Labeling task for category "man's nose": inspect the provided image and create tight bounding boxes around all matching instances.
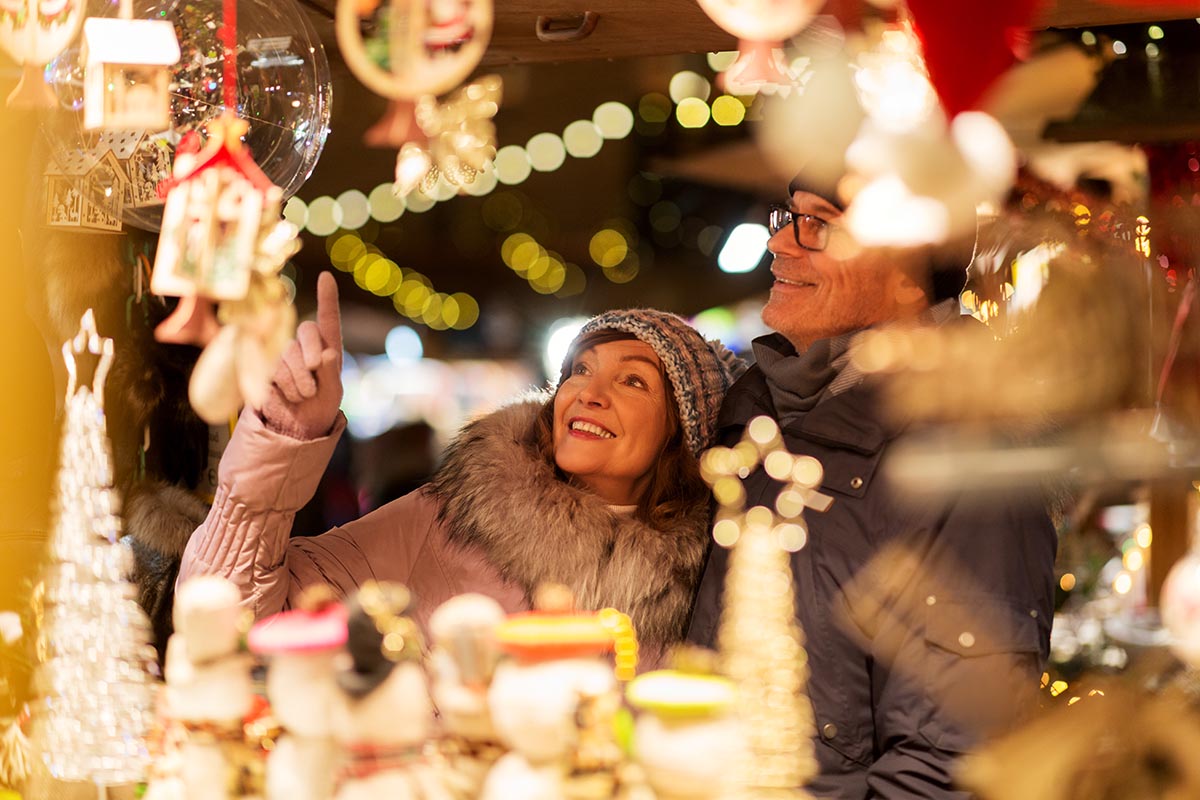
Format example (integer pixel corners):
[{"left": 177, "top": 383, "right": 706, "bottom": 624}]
[{"left": 766, "top": 227, "right": 800, "bottom": 256}]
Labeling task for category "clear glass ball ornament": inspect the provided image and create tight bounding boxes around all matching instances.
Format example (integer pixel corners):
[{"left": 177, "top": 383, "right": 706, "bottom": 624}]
[{"left": 41, "top": 0, "right": 332, "bottom": 231}]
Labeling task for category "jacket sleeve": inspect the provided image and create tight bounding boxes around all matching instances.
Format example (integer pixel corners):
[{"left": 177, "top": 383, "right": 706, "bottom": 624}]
[
  {"left": 177, "top": 407, "right": 366, "bottom": 618},
  {"left": 857, "top": 487, "right": 1057, "bottom": 799}
]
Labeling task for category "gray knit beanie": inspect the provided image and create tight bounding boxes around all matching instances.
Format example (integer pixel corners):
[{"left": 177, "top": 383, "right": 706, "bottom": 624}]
[{"left": 564, "top": 310, "right": 747, "bottom": 456}]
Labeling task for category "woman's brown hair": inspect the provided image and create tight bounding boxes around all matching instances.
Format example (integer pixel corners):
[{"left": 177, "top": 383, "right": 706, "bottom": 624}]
[{"left": 529, "top": 329, "right": 709, "bottom": 528}]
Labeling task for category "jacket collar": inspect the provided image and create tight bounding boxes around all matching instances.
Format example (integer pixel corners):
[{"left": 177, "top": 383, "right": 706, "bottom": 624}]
[{"left": 428, "top": 397, "right": 711, "bottom": 647}]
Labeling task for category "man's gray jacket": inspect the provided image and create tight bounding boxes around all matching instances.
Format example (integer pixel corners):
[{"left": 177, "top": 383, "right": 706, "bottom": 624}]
[{"left": 687, "top": 333, "right": 1058, "bottom": 799}]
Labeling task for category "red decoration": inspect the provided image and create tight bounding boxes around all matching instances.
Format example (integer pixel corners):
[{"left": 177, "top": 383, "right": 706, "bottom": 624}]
[{"left": 905, "top": 0, "right": 1044, "bottom": 118}]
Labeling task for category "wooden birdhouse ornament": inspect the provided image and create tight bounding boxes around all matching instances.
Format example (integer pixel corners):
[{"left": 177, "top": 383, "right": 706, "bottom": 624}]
[
  {"left": 82, "top": 16, "right": 180, "bottom": 131},
  {"left": 44, "top": 145, "right": 129, "bottom": 232},
  {"left": 152, "top": 114, "right": 284, "bottom": 345}
]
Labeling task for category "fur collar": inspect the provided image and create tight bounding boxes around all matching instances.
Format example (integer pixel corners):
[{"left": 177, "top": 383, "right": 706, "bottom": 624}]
[{"left": 429, "top": 398, "right": 711, "bottom": 647}]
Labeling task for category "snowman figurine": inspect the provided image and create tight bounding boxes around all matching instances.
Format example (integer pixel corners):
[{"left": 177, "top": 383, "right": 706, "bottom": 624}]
[
  {"left": 481, "top": 584, "right": 623, "bottom": 800},
  {"left": 331, "top": 581, "right": 449, "bottom": 800},
  {"left": 624, "top": 656, "right": 743, "bottom": 800},
  {"left": 428, "top": 593, "right": 508, "bottom": 799},
  {"left": 248, "top": 585, "right": 349, "bottom": 800},
  {"left": 163, "top": 576, "right": 255, "bottom": 800}
]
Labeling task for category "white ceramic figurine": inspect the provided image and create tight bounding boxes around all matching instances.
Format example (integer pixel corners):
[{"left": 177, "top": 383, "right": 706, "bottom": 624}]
[
  {"left": 163, "top": 575, "right": 255, "bottom": 800},
  {"left": 428, "top": 593, "right": 508, "bottom": 798},
  {"left": 481, "top": 584, "right": 622, "bottom": 800},
  {"left": 331, "top": 581, "right": 449, "bottom": 800},
  {"left": 248, "top": 585, "right": 349, "bottom": 800}
]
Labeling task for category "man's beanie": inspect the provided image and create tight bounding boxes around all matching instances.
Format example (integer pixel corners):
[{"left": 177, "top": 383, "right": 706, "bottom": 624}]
[
  {"left": 563, "top": 310, "right": 747, "bottom": 456},
  {"left": 782, "top": 38, "right": 974, "bottom": 303}
]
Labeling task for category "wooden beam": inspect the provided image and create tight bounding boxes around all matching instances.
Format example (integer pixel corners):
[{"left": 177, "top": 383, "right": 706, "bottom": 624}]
[{"left": 1037, "top": 0, "right": 1200, "bottom": 29}]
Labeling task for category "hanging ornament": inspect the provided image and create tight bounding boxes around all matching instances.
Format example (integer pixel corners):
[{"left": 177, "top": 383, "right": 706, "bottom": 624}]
[
  {"left": 695, "top": 0, "right": 824, "bottom": 93},
  {"left": 0, "top": 0, "right": 85, "bottom": 107},
  {"left": 41, "top": 0, "right": 331, "bottom": 232},
  {"left": 28, "top": 310, "right": 158, "bottom": 785},
  {"left": 337, "top": 0, "right": 500, "bottom": 195},
  {"left": 700, "top": 415, "right": 822, "bottom": 797},
  {"left": 905, "top": 0, "right": 1043, "bottom": 118},
  {"left": 80, "top": 0, "right": 180, "bottom": 132},
  {"left": 151, "top": 115, "right": 299, "bottom": 423}
]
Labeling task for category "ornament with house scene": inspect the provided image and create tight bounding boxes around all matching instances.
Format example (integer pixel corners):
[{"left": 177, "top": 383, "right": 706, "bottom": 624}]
[
  {"left": 0, "top": 0, "right": 85, "bottom": 107},
  {"left": 44, "top": 145, "right": 128, "bottom": 232},
  {"left": 82, "top": 10, "right": 180, "bottom": 131},
  {"left": 152, "top": 114, "right": 300, "bottom": 423}
]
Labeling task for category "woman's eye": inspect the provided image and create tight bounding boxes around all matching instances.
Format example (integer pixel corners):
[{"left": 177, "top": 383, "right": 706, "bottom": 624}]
[
  {"left": 571, "top": 363, "right": 589, "bottom": 375},
  {"left": 625, "top": 374, "right": 647, "bottom": 388}
]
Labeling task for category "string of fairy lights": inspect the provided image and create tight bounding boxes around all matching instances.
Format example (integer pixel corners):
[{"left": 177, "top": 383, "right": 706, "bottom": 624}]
[{"left": 287, "top": 53, "right": 754, "bottom": 330}]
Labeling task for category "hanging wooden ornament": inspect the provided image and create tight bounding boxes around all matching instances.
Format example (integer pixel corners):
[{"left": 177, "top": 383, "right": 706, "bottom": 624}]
[
  {"left": 81, "top": 8, "right": 180, "bottom": 131},
  {"left": 337, "top": 0, "right": 499, "bottom": 194},
  {"left": 695, "top": 0, "right": 825, "bottom": 93},
  {"left": 0, "top": 0, "right": 85, "bottom": 107},
  {"left": 44, "top": 143, "right": 127, "bottom": 231}
]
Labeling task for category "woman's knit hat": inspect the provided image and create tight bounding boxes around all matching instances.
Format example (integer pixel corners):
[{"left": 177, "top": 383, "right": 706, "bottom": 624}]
[{"left": 563, "top": 310, "right": 747, "bottom": 456}]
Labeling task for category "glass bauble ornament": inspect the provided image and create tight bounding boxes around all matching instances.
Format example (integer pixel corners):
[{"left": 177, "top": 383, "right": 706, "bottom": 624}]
[{"left": 41, "top": 0, "right": 331, "bottom": 231}]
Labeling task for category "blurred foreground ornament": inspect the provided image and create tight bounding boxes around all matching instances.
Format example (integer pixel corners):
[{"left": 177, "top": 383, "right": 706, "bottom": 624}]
[
  {"left": 1161, "top": 552, "right": 1200, "bottom": 669},
  {"left": 701, "top": 416, "right": 821, "bottom": 796},
  {"left": 338, "top": 0, "right": 499, "bottom": 195},
  {"left": 29, "top": 310, "right": 157, "bottom": 784},
  {"left": 695, "top": 0, "right": 823, "bottom": 93},
  {"left": 959, "top": 678, "right": 1200, "bottom": 800},
  {"left": 152, "top": 114, "right": 299, "bottom": 423},
  {"left": 905, "top": 0, "right": 1042, "bottom": 118},
  {"left": 0, "top": 0, "right": 84, "bottom": 107},
  {"left": 81, "top": 11, "right": 180, "bottom": 132},
  {"left": 0, "top": 717, "right": 32, "bottom": 791}
]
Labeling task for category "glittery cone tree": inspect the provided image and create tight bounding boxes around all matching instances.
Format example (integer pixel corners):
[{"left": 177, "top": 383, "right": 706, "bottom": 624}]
[
  {"left": 29, "top": 310, "right": 157, "bottom": 785},
  {"left": 701, "top": 416, "right": 820, "bottom": 799}
]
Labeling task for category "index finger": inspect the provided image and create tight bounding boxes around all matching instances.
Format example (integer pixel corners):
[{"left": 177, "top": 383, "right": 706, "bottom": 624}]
[{"left": 315, "top": 271, "right": 343, "bottom": 353}]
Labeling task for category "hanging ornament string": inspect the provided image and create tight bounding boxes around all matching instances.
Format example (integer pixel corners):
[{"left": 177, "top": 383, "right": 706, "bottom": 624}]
[{"left": 221, "top": 0, "right": 238, "bottom": 113}]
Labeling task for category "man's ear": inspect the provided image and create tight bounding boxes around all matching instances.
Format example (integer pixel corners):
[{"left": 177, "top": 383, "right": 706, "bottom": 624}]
[{"left": 892, "top": 271, "right": 927, "bottom": 308}]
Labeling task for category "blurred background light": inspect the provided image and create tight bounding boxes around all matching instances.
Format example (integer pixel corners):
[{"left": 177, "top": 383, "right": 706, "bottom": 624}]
[
  {"left": 717, "top": 223, "right": 769, "bottom": 273},
  {"left": 385, "top": 325, "right": 423, "bottom": 363},
  {"left": 544, "top": 316, "right": 589, "bottom": 380}
]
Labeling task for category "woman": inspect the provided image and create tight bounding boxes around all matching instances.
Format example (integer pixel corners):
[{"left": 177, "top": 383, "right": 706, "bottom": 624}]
[{"left": 177, "top": 273, "right": 743, "bottom": 657}]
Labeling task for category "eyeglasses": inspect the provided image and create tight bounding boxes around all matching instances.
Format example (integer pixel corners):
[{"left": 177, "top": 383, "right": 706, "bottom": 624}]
[{"left": 768, "top": 204, "right": 831, "bottom": 252}]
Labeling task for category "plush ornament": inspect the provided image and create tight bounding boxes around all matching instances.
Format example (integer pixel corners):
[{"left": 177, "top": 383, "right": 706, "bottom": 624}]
[
  {"left": 1161, "top": 552, "right": 1200, "bottom": 669},
  {"left": 695, "top": 0, "right": 824, "bottom": 92},
  {"left": 905, "top": 0, "right": 1043, "bottom": 118},
  {"left": 330, "top": 582, "right": 447, "bottom": 800},
  {"left": 249, "top": 585, "right": 349, "bottom": 800}
]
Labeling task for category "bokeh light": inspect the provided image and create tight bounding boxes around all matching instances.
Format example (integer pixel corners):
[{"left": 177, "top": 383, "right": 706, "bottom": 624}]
[
  {"left": 638, "top": 93, "right": 672, "bottom": 123},
  {"left": 669, "top": 70, "right": 712, "bottom": 104},
  {"left": 483, "top": 193, "right": 523, "bottom": 231},
  {"left": 283, "top": 196, "right": 308, "bottom": 228},
  {"left": 711, "top": 95, "right": 746, "bottom": 126},
  {"left": 495, "top": 145, "right": 533, "bottom": 185},
  {"left": 336, "top": 189, "right": 370, "bottom": 230},
  {"left": 589, "top": 229, "right": 629, "bottom": 268},
  {"left": 563, "top": 120, "right": 604, "bottom": 158},
  {"left": 706, "top": 50, "right": 739, "bottom": 72},
  {"left": 368, "top": 182, "right": 405, "bottom": 223},
  {"left": 306, "top": 196, "right": 343, "bottom": 236},
  {"left": 527, "top": 133, "right": 567, "bottom": 172},
  {"left": 676, "top": 97, "right": 711, "bottom": 128},
  {"left": 593, "top": 101, "right": 635, "bottom": 139}
]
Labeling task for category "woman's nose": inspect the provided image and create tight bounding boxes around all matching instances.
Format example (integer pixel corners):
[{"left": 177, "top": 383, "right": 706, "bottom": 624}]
[{"left": 577, "top": 377, "right": 611, "bottom": 407}]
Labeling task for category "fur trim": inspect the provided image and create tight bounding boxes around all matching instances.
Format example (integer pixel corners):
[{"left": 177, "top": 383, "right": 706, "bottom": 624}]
[
  {"left": 125, "top": 480, "right": 210, "bottom": 557},
  {"left": 428, "top": 398, "right": 711, "bottom": 648}
]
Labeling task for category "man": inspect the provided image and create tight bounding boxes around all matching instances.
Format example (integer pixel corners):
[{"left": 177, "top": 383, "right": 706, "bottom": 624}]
[{"left": 687, "top": 175, "right": 1057, "bottom": 798}]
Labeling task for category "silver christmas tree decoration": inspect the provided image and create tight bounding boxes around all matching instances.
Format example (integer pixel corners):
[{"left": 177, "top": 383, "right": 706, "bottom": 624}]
[{"left": 29, "top": 309, "right": 157, "bottom": 785}]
